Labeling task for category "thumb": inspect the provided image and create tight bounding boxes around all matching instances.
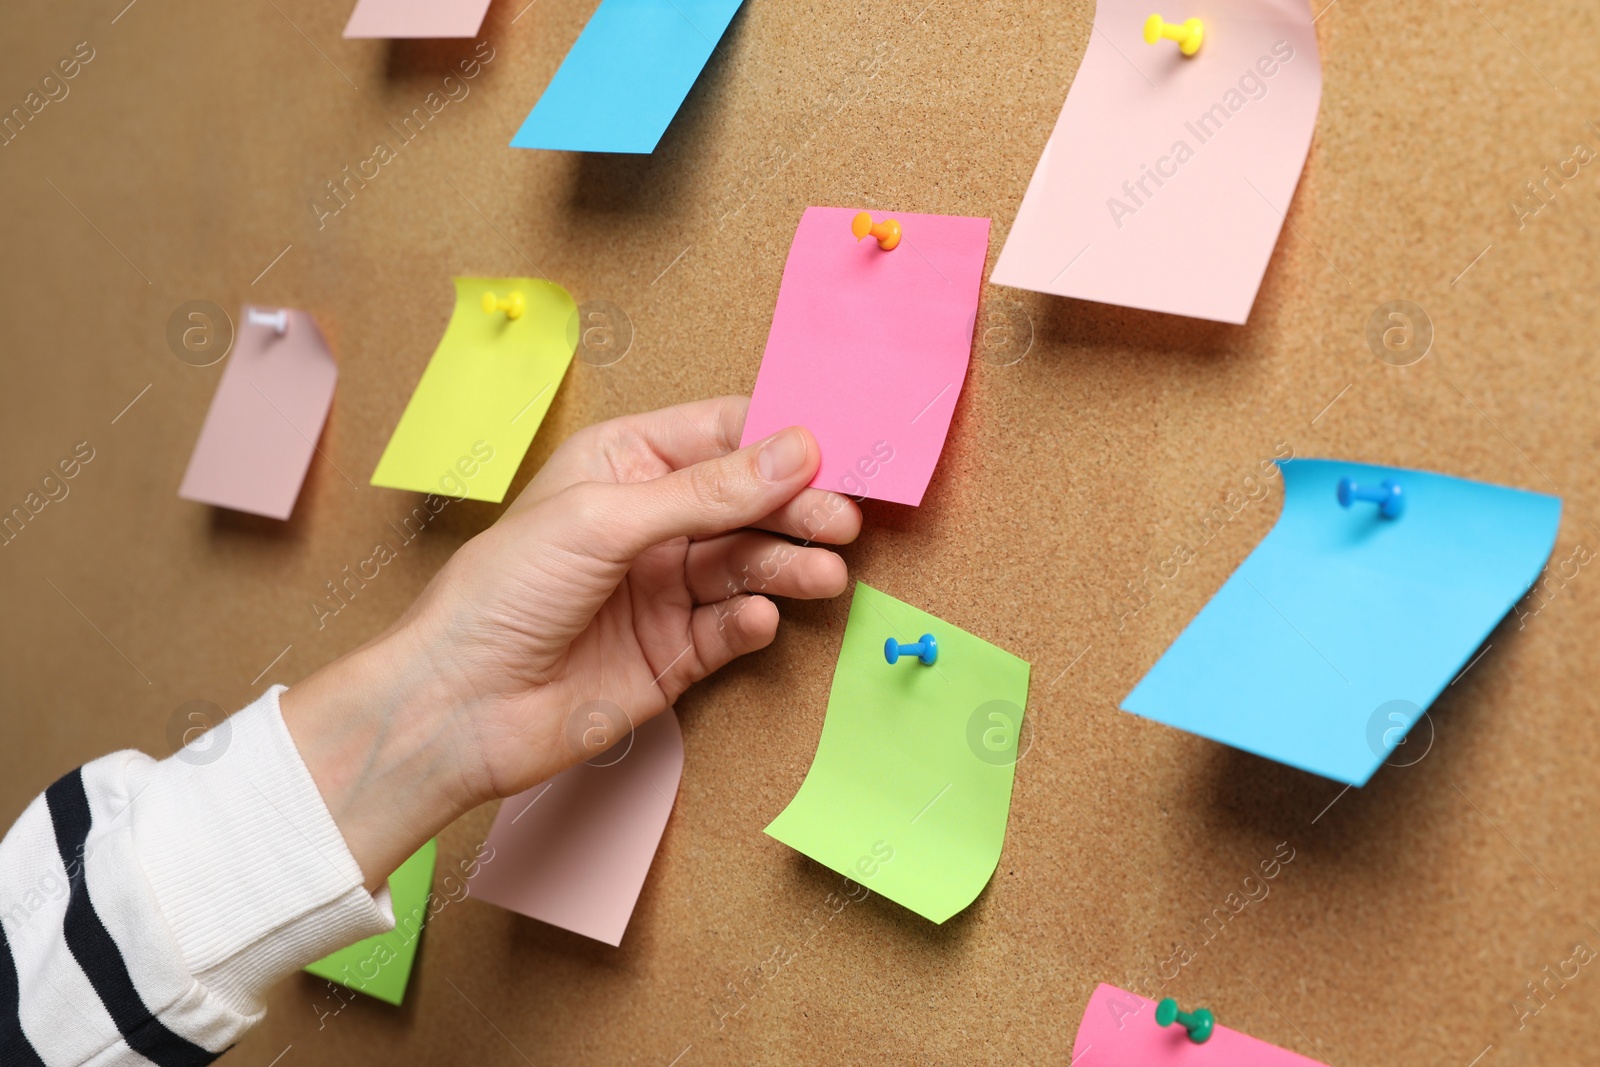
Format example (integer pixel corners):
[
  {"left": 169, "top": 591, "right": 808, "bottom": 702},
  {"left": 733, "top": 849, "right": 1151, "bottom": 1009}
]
[{"left": 585, "top": 426, "right": 820, "bottom": 558}]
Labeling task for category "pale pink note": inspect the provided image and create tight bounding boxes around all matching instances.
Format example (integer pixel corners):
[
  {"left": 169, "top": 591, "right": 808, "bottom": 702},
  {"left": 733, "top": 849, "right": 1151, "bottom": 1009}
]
[
  {"left": 468, "top": 710, "right": 684, "bottom": 946},
  {"left": 1073, "top": 984, "right": 1328, "bottom": 1066},
  {"left": 739, "top": 206, "right": 990, "bottom": 507},
  {"left": 343, "top": 0, "right": 494, "bottom": 38},
  {"left": 178, "top": 307, "right": 337, "bottom": 521},
  {"left": 990, "top": 0, "right": 1322, "bottom": 324}
]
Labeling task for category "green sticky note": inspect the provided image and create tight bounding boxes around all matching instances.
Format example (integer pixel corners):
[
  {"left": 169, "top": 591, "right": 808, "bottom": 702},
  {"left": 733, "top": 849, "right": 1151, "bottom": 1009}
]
[
  {"left": 765, "top": 583, "right": 1031, "bottom": 923},
  {"left": 304, "top": 839, "right": 436, "bottom": 1006},
  {"left": 370, "top": 278, "right": 577, "bottom": 503}
]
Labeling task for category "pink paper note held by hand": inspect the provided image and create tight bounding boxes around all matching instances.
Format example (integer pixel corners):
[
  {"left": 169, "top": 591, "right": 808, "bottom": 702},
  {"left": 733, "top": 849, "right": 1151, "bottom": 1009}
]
[
  {"left": 991, "top": 0, "right": 1322, "bottom": 324},
  {"left": 468, "top": 709, "right": 684, "bottom": 946},
  {"left": 178, "top": 306, "right": 337, "bottom": 521},
  {"left": 1072, "top": 983, "right": 1328, "bottom": 1067},
  {"left": 740, "top": 206, "right": 991, "bottom": 507}
]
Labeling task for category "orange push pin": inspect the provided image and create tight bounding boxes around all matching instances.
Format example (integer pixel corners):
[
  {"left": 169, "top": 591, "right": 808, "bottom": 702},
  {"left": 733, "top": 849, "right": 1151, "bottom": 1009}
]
[
  {"left": 481, "top": 290, "right": 526, "bottom": 321},
  {"left": 851, "top": 211, "right": 901, "bottom": 252},
  {"left": 1143, "top": 13, "right": 1204, "bottom": 56}
]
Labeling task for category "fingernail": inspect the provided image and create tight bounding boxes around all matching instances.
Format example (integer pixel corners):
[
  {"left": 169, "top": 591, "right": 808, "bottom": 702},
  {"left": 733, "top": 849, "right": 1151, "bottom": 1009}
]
[{"left": 757, "top": 428, "right": 809, "bottom": 482}]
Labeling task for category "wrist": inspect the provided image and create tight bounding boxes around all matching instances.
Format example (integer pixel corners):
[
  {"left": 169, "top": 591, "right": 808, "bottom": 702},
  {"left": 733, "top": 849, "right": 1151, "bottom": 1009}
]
[{"left": 279, "top": 625, "right": 487, "bottom": 889}]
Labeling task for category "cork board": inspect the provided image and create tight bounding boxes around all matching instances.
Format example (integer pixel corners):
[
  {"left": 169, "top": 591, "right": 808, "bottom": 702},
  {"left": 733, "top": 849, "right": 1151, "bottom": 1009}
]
[{"left": 2, "top": 1, "right": 1598, "bottom": 1064}]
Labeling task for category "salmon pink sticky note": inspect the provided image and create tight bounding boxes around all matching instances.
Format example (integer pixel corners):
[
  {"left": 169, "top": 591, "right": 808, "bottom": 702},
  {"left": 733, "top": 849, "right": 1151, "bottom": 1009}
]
[
  {"left": 468, "top": 710, "right": 684, "bottom": 946},
  {"left": 343, "top": 0, "right": 494, "bottom": 38},
  {"left": 991, "top": 0, "right": 1322, "bottom": 324},
  {"left": 1073, "top": 984, "right": 1328, "bottom": 1066},
  {"left": 740, "top": 206, "right": 990, "bottom": 507},
  {"left": 178, "top": 306, "right": 337, "bottom": 521}
]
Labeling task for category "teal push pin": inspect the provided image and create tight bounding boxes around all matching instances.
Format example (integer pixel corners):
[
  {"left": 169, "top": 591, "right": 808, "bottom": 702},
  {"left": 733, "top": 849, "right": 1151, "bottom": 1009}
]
[
  {"left": 884, "top": 634, "right": 938, "bottom": 666},
  {"left": 1337, "top": 476, "right": 1403, "bottom": 519},
  {"left": 1156, "top": 997, "right": 1215, "bottom": 1044}
]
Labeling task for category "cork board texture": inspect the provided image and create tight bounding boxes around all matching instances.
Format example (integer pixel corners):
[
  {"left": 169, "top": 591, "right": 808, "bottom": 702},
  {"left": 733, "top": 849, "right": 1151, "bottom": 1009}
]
[{"left": 2, "top": 0, "right": 1598, "bottom": 1064}]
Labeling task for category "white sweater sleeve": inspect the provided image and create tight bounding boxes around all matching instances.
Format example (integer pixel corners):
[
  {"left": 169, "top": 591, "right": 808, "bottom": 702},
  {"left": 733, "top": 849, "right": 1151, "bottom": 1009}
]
[{"left": 0, "top": 686, "right": 394, "bottom": 1065}]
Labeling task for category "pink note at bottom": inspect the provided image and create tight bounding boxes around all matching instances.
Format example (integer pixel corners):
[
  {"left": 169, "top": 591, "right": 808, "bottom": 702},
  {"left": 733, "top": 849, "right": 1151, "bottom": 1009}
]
[
  {"left": 1073, "top": 984, "right": 1327, "bottom": 1066},
  {"left": 468, "top": 710, "right": 684, "bottom": 946}
]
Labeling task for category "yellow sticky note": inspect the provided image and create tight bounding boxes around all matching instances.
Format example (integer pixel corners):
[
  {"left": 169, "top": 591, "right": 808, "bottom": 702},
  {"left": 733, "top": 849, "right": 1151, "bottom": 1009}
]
[{"left": 371, "top": 277, "right": 577, "bottom": 503}]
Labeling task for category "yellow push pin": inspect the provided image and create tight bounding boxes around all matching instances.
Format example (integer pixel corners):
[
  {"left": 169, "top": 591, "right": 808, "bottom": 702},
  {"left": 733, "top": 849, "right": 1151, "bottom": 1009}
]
[
  {"left": 851, "top": 211, "right": 901, "bottom": 252},
  {"left": 481, "top": 290, "right": 526, "bottom": 321},
  {"left": 1143, "top": 13, "right": 1204, "bottom": 56}
]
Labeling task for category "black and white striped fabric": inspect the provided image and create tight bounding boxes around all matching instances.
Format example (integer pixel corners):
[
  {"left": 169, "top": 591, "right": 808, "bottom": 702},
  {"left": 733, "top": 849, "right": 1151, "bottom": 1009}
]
[{"left": 0, "top": 687, "right": 393, "bottom": 1065}]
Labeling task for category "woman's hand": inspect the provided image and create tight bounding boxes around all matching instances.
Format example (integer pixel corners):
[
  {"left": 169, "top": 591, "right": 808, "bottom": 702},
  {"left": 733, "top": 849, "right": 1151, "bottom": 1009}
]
[{"left": 281, "top": 397, "right": 860, "bottom": 887}]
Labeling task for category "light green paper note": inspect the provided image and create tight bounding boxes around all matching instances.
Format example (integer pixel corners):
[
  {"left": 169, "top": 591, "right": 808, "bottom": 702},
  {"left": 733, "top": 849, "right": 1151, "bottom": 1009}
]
[
  {"left": 370, "top": 278, "right": 577, "bottom": 502},
  {"left": 304, "top": 839, "right": 436, "bottom": 1006},
  {"left": 765, "top": 583, "right": 1031, "bottom": 923}
]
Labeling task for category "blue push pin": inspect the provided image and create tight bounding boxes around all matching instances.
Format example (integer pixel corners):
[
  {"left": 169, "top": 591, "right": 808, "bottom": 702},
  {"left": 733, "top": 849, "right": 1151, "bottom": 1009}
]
[
  {"left": 1337, "top": 476, "right": 1403, "bottom": 519},
  {"left": 884, "top": 633, "right": 938, "bottom": 666}
]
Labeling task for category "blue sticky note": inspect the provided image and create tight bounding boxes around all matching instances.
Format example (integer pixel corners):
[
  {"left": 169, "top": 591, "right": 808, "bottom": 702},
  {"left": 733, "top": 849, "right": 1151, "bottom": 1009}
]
[
  {"left": 511, "top": 0, "right": 744, "bottom": 153},
  {"left": 1123, "top": 459, "right": 1560, "bottom": 786}
]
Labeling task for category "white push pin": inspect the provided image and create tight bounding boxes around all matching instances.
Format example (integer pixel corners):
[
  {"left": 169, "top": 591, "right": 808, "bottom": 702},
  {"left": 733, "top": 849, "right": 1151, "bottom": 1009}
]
[{"left": 247, "top": 308, "right": 289, "bottom": 336}]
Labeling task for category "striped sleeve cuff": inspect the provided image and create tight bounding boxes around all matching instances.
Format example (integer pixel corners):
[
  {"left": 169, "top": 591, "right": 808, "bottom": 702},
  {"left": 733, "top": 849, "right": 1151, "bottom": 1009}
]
[
  {"left": 125, "top": 685, "right": 395, "bottom": 1021},
  {"left": 0, "top": 687, "right": 395, "bottom": 1064}
]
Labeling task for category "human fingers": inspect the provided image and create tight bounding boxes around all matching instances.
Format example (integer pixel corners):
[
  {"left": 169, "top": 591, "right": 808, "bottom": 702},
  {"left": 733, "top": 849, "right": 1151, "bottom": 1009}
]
[
  {"left": 558, "top": 427, "right": 822, "bottom": 563},
  {"left": 684, "top": 532, "right": 848, "bottom": 605},
  {"left": 654, "top": 595, "right": 780, "bottom": 699},
  {"left": 748, "top": 488, "right": 862, "bottom": 545},
  {"left": 507, "top": 397, "right": 751, "bottom": 514}
]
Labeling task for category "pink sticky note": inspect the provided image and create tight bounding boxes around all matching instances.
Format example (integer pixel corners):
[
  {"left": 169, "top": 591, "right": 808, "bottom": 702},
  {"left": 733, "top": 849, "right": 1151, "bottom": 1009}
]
[
  {"left": 1073, "top": 984, "right": 1328, "bottom": 1066},
  {"left": 740, "top": 206, "right": 990, "bottom": 507},
  {"left": 343, "top": 0, "right": 494, "bottom": 38},
  {"left": 990, "top": 0, "right": 1322, "bottom": 324},
  {"left": 178, "top": 307, "right": 337, "bottom": 521},
  {"left": 468, "top": 710, "right": 684, "bottom": 946}
]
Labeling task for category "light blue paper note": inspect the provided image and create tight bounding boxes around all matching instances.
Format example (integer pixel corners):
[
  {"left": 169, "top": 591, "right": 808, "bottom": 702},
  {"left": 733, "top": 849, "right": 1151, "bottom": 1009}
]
[
  {"left": 1123, "top": 459, "right": 1561, "bottom": 786},
  {"left": 511, "top": 0, "right": 744, "bottom": 153}
]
